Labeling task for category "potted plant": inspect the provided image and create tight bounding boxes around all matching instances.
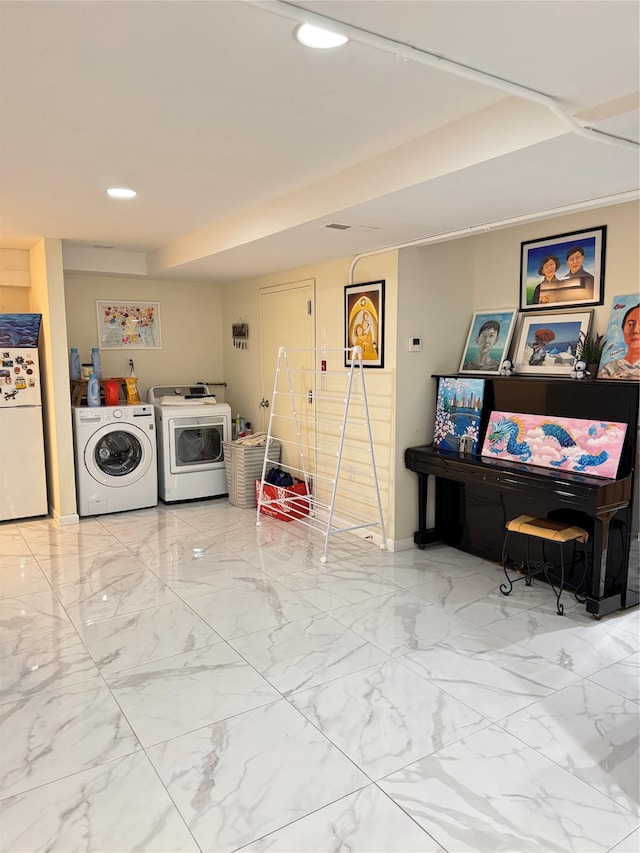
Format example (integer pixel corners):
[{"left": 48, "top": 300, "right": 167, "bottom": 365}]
[{"left": 576, "top": 331, "right": 606, "bottom": 377}]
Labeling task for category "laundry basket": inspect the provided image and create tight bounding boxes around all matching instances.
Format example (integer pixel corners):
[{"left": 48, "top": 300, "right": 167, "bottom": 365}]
[{"left": 223, "top": 438, "right": 281, "bottom": 508}]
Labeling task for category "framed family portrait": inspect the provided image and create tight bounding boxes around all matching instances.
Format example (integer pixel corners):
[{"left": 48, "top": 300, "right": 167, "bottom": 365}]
[
  {"left": 520, "top": 225, "right": 606, "bottom": 311},
  {"left": 513, "top": 310, "right": 593, "bottom": 375},
  {"left": 96, "top": 301, "right": 162, "bottom": 349},
  {"left": 344, "top": 280, "right": 385, "bottom": 367},
  {"left": 459, "top": 308, "right": 517, "bottom": 374}
]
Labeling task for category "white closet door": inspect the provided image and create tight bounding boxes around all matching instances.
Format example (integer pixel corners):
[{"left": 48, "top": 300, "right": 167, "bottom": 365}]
[{"left": 260, "top": 280, "right": 314, "bottom": 473}]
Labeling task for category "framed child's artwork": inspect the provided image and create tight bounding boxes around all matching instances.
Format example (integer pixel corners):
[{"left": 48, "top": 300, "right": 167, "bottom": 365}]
[
  {"left": 459, "top": 308, "right": 517, "bottom": 374},
  {"left": 520, "top": 225, "right": 606, "bottom": 311},
  {"left": 96, "top": 301, "right": 162, "bottom": 349},
  {"left": 433, "top": 377, "right": 485, "bottom": 453},
  {"left": 512, "top": 310, "right": 592, "bottom": 375},
  {"left": 344, "top": 280, "right": 384, "bottom": 368},
  {"left": 597, "top": 294, "right": 640, "bottom": 380}
]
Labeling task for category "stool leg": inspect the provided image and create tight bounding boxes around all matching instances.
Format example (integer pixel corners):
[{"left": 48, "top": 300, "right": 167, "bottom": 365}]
[
  {"left": 536, "top": 541, "right": 563, "bottom": 615},
  {"left": 556, "top": 544, "right": 565, "bottom": 615},
  {"left": 500, "top": 531, "right": 514, "bottom": 596},
  {"left": 540, "top": 542, "right": 564, "bottom": 616},
  {"left": 525, "top": 536, "right": 532, "bottom": 586}
]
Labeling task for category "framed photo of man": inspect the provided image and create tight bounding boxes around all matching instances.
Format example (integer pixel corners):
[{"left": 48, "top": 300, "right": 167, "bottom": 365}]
[{"left": 520, "top": 225, "right": 606, "bottom": 311}]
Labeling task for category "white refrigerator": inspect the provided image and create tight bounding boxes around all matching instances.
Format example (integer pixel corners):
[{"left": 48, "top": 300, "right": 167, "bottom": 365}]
[{"left": 0, "top": 314, "right": 48, "bottom": 520}]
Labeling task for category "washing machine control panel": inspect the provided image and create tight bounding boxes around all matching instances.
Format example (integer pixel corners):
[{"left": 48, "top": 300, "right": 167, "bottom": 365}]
[{"left": 101, "top": 404, "right": 154, "bottom": 423}]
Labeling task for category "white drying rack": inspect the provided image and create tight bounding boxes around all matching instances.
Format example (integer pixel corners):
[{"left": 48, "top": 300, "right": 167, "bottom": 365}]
[{"left": 256, "top": 346, "right": 386, "bottom": 563}]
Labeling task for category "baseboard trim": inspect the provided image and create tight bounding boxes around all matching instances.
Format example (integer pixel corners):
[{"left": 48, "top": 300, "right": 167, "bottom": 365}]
[
  {"left": 52, "top": 508, "right": 80, "bottom": 526},
  {"left": 388, "top": 537, "right": 415, "bottom": 552}
]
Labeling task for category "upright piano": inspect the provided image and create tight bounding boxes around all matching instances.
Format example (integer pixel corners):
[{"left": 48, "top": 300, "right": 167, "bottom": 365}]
[{"left": 405, "top": 375, "right": 639, "bottom": 618}]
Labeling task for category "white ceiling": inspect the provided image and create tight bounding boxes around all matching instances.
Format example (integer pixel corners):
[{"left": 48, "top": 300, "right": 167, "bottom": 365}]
[{"left": 1, "top": 0, "right": 638, "bottom": 282}]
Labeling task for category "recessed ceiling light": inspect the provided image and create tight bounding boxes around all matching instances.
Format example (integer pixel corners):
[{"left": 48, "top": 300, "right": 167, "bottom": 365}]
[
  {"left": 295, "top": 23, "right": 349, "bottom": 49},
  {"left": 106, "top": 187, "right": 137, "bottom": 199}
]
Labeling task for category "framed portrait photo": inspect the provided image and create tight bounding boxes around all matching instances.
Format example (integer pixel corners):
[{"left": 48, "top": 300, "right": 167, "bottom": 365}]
[
  {"left": 344, "top": 280, "right": 384, "bottom": 368},
  {"left": 96, "top": 301, "right": 162, "bottom": 349},
  {"left": 597, "top": 294, "right": 640, "bottom": 380},
  {"left": 459, "top": 308, "right": 517, "bottom": 374},
  {"left": 513, "top": 310, "right": 593, "bottom": 375},
  {"left": 520, "top": 225, "right": 606, "bottom": 311}
]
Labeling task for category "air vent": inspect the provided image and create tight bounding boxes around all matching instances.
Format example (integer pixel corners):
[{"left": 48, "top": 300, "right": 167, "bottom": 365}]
[{"left": 324, "top": 223, "right": 380, "bottom": 233}]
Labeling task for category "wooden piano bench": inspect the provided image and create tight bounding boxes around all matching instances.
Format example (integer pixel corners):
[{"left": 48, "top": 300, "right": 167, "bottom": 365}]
[{"left": 500, "top": 514, "right": 589, "bottom": 616}]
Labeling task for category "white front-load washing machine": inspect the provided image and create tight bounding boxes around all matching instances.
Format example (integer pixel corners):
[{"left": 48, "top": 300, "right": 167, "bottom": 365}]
[{"left": 72, "top": 404, "right": 158, "bottom": 516}]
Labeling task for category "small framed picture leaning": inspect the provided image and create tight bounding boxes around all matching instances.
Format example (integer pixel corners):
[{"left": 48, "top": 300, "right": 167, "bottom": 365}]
[
  {"left": 512, "top": 310, "right": 593, "bottom": 376},
  {"left": 459, "top": 309, "right": 517, "bottom": 374},
  {"left": 520, "top": 225, "right": 606, "bottom": 312}
]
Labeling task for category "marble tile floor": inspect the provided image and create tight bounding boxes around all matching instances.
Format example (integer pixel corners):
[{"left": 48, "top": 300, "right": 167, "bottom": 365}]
[{"left": 0, "top": 501, "right": 638, "bottom": 853}]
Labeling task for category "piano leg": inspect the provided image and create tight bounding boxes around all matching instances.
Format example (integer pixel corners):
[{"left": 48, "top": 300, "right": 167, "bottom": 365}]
[
  {"left": 413, "top": 473, "right": 441, "bottom": 548},
  {"left": 586, "top": 509, "right": 623, "bottom": 618}
]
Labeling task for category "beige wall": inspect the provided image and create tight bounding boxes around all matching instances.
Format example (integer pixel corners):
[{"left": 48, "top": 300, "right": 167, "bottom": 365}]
[
  {"left": 0, "top": 286, "right": 30, "bottom": 313},
  {"left": 28, "top": 239, "right": 77, "bottom": 522},
  {"left": 393, "top": 239, "right": 478, "bottom": 544},
  {"left": 221, "top": 251, "right": 399, "bottom": 545},
  {"left": 469, "top": 200, "right": 639, "bottom": 333},
  {"left": 0, "top": 248, "right": 30, "bottom": 290},
  {"left": 64, "top": 273, "right": 225, "bottom": 402}
]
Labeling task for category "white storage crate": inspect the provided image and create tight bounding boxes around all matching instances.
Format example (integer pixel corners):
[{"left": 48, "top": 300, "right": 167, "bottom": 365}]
[{"left": 223, "top": 439, "right": 281, "bottom": 508}]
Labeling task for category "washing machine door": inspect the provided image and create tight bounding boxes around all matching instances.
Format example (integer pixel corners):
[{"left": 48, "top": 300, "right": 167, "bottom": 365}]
[{"left": 84, "top": 423, "right": 154, "bottom": 487}]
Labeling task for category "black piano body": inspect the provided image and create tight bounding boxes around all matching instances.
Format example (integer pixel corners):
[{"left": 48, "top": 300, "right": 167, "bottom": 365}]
[{"left": 405, "top": 375, "right": 639, "bottom": 618}]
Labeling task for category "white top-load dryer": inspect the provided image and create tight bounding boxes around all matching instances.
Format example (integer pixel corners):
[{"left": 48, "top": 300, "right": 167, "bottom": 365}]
[{"left": 148, "top": 384, "right": 232, "bottom": 503}]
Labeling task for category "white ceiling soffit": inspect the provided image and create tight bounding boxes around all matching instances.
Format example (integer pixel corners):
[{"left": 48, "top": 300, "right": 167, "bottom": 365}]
[{"left": 0, "top": 0, "right": 638, "bottom": 283}]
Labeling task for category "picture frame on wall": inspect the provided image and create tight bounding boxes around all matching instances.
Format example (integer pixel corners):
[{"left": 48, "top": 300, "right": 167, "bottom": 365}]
[
  {"left": 96, "top": 301, "right": 162, "bottom": 349},
  {"left": 459, "top": 308, "right": 517, "bottom": 374},
  {"left": 512, "top": 310, "right": 593, "bottom": 375},
  {"left": 344, "top": 280, "right": 385, "bottom": 368},
  {"left": 520, "top": 225, "right": 606, "bottom": 311}
]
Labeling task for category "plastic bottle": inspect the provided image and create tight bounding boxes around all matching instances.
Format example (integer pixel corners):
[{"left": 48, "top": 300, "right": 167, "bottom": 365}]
[
  {"left": 91, "top": 347, "right": 102, "bottom": 379},
  {"left": 87, "top": 373, "right": 101, "bottom": 407},
  {"left": 69, "top": 347, "right": 81, "bottom": 380}
]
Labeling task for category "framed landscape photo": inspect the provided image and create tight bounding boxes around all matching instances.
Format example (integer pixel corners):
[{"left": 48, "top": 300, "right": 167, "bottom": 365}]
[
  {"left": 459, "top": 308, "right": 517, "bottom": 374},
  {"left": 344, "top": 280, "right": 384, "bottom": 368},
  {"left": 96, "top": 301, "right": 162, "bottom": 349},
  {"left": 513, "top": 310, "right": 592, "bottom": 375},
  {"left": 520, "top": 225, "right": 606, "bottom": 311}
]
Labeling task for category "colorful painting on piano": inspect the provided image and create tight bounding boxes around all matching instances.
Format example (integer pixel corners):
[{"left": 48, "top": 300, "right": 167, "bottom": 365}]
[
  {"left": 433, "top": 377, "right": 485, "bottom": 453},
  {"left": 481, "top": 411, "right": 627, "bottom": 479}
]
